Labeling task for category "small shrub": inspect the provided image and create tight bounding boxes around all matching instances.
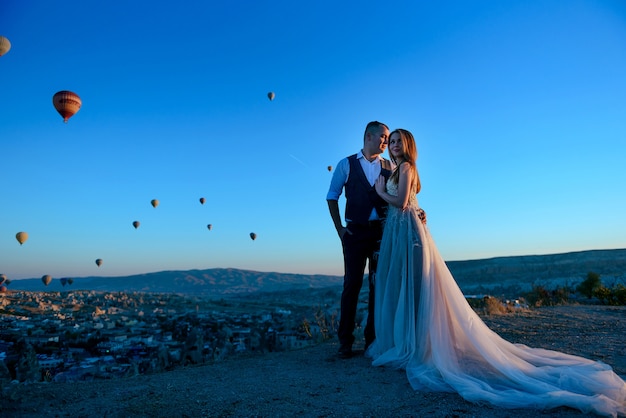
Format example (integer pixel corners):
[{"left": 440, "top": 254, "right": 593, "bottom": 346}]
[
  {"left": 525, "top": 285, "right": 552, "bottom": 307},
  {"left": 614, "top": 284, "right": 626, "bottom": 305},
  {"left": 299, "top": 318, "right": 312, "bottom": 337},
  {"left": 577, "top": 272, "right": 601, "bottom": 298},
  {"left": 593, "top": 283, "right": 626, "bottom": 306},
  {"left": 313, "top": 306, "right": 337, "bottom": 340},
  {"left": 466, "top": 297, "right": 485, "bottom": 310},
  {"left": 525, "top": 285, "right": 570, "bottom": 307},
  {"left": 483, "top": 296, "right": 507, "bottom": 315},
  {"left": 550, "top": 286, "right": 570, "bottom": 305},
  {"left": 593, "top": 285, "right": 612, "bottom": 305}
]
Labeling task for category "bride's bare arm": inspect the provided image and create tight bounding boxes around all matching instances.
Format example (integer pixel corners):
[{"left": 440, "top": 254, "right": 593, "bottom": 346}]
[{"left": 374, "top": 162, "right": 413, "bottom": 209}]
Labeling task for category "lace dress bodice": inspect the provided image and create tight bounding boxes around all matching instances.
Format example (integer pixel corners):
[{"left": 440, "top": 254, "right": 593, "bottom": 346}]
[{"left": 385, "top": 179, "right": 419, "bottom": 221}]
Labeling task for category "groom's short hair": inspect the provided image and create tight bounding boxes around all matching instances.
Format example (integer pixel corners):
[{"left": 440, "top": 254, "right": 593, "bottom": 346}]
[{"left": 364, "top": 121, "right": 388, "bottom": 140}]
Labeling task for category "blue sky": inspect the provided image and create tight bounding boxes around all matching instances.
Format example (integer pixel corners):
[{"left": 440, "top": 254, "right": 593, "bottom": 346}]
[{"left": 1, "top": 0, "right": 625, "bottom": 281}]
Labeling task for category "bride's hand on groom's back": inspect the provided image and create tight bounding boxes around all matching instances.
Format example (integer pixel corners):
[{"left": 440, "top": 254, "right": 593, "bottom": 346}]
[{"left": 417, "top": 208, "right": 427, "bottom": 224}]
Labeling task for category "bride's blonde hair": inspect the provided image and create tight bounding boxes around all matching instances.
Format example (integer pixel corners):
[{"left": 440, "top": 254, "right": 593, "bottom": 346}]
[{"left": 389, "top": 129, "right": 421, "bottom": 194}]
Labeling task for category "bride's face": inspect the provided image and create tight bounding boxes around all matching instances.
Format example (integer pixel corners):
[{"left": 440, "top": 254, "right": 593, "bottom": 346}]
[{"left": 389, "top": 132, "right": 405, "bottom": 160}]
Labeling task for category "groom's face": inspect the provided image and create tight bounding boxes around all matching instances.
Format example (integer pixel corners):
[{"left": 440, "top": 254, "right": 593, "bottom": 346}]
[{"left": 366, "top": 126, "right": 389, "bottom": 155}]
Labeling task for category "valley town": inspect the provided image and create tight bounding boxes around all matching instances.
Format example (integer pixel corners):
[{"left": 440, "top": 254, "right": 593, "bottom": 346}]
[{"left": 0, "top": 289, "right": 334, "bottom": 384}]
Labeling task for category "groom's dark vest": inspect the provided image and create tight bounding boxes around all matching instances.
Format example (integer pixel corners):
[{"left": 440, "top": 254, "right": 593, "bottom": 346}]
[{"left": 345, "top": 154, "right": 392, "bottom": 225}]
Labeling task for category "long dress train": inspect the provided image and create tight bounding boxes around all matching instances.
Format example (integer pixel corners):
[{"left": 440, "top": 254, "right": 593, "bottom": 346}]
[{"left": 366, "top": 180, "right": 626, "bottom": 417}]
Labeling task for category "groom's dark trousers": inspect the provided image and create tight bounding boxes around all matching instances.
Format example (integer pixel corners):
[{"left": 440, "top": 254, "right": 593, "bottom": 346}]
[{"left": 338, "top": 219, "right": 383, "bottom": 349}]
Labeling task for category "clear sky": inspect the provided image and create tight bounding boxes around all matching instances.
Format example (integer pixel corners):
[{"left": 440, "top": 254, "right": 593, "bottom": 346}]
[{"left": 1, "top": 0, "right": 625, "bottom": 281}]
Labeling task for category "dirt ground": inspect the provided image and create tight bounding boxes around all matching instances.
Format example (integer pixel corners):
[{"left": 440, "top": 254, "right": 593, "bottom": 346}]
[{"left": 1, "top": 304, "right": 625, "bottom": 418}]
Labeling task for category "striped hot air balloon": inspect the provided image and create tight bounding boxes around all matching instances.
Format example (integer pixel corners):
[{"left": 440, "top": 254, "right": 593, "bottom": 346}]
[{"left": 53, "top": 90, "right": 82, "bottom": 123}]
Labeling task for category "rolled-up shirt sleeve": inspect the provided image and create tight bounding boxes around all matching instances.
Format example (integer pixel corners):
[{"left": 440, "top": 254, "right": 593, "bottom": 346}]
[{"left": 326, "top": 158, "right": 349, "bottom": 200}]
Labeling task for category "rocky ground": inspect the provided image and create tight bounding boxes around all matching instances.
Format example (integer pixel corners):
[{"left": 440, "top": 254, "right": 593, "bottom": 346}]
[{"left": 1, "top": 304, "right": 625, "bottom": 418}]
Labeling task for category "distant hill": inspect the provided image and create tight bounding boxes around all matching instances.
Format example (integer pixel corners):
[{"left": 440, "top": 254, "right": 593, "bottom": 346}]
[
  {"left": 447, "top": 248, "right": 626, "bottom": 293},
  {"left": 7, "top": 249, "right": 626, "bottom": 296},
  {"left": 8, "top": 268, "right": 344, "bottom": 296}
]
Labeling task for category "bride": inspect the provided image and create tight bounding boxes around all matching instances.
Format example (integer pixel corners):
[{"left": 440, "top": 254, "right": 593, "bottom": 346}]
[{"left": 367, "top": 128, "right": 626, "bottom": 417}]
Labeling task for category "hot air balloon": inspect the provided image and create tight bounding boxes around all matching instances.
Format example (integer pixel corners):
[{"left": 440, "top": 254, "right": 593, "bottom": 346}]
[
  {"left": 133, "top": 221, "right": 140, "bottom": 229},
  {"left": 42, "top": 275, "right": 52, "bottom": 286},
  {"left": 0, "top": 274, "right": 6, "bottom": 285},
  {"left": 0, "top": 285, "right": 7, "bottom": 293},
  {"left": 67, "top": 278, "right": 74, "bottom": 285},
  {"left": 250, "top": 232, "right": 257, "bottom": 241},
  {"left": 95, "top": 258, "right": 103, "bottom": 267},
  {"left": 52, "top": 90, "right": 81, "bottom": 123},
  {"left": 15, "top": 231, "right": 28, "bottom": 245},
  {"left": 151, "top": 199, "right": 159, "bottom": 208},
  {"left": 60, "top": 277, "right": 68, "bottom": 287},
  {"left": 207, "top": 224, "right": 212, "bottom": 231},
  {"left": 327, "top": 165, "right": 332, "bottom": 172},
  {"left": 267, "top": 92, "right": 275, "bottom": 101},
  {"left": 0, "top": 36, "right": 11, "bottom": 57},
  {"left": 199, "top": 197, "right": 205, "bottom": 205}
]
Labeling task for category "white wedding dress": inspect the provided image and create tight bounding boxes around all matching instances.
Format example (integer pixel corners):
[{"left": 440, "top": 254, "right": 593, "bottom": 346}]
[{"left": 366, "top": 180, "right": 626, "bottom": 417}]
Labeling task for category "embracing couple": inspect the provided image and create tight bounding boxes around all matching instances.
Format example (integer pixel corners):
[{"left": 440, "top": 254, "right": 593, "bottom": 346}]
[{"left": 326, "top": 121, "right": 626, "bottom": 416}]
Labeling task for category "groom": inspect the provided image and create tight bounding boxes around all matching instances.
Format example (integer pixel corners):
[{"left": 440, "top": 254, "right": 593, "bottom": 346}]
[{"left": 326, "top": 121, "right": 392, "bottom": 359}]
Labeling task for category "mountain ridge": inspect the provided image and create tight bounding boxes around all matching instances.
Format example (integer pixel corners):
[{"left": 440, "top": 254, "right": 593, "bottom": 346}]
[
  {"left": 447, "top": 248, "right": 626, "bottom": 291},
  {"left": 6, "top": 248, "right": 626, "bottom": 295}
]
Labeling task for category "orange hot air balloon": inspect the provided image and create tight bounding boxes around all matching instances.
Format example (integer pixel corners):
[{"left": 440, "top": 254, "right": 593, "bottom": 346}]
[
  {"left": 0, "top": 285, "right": 7, "bottom": 293},
  {"left": 95, "top": 258, "right": 103, "bottom": 267},
  {"left": 53, "top": 91, "right": 82, "bottom": 123},
  {"left": 267, "top": 92, "right": 275, "bottom": 101},
  {"left": 207, "top": 224, "right": 212, "bottom": 230},
  {"left": 249, "top": 232, "right": 257, "bottom": 241},
  {"left": 0, "top": 36, "right": 11, "bottom": 57},
  {"left": 199, "top": 197, "right": 205, "bottom": 205},
  {"left": 151, "top": 199, "right": 159, "bottom": 208},
  {"left": 133, "top": 221, "right": 140, "bottom": 229},
  {"left": 42, "top": 275, "right": 52, "bottom": 286},
  {"left": 15, "top": 231, "right": 28, "bottom": 245}
]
